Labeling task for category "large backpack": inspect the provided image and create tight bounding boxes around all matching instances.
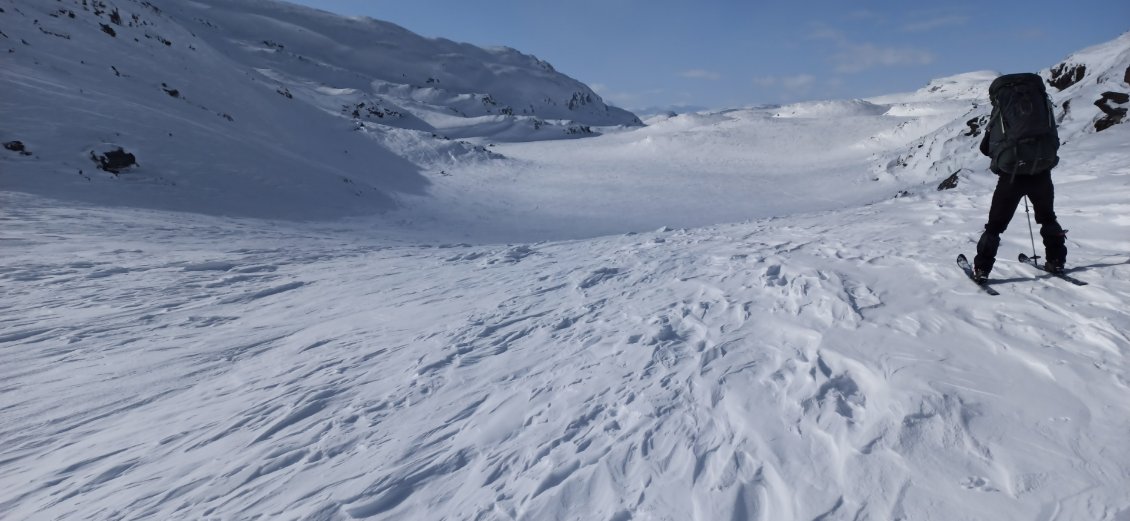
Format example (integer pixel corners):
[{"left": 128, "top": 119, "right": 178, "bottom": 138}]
[{"left": 986, "top": 73, "right": 1060, "bottom": 176}]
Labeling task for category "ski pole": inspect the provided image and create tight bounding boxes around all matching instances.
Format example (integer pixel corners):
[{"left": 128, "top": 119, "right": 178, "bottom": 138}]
[{"left": 1024, "top": 196, "right": 1039, "bottom": 262}]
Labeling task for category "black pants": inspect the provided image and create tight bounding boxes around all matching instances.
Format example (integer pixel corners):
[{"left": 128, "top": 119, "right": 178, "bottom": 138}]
[{"left": 974, "top": 172, "right": 1066, "bottom": 272}]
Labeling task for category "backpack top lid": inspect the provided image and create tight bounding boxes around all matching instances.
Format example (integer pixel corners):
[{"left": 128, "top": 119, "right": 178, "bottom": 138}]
[{"left": 989, "top": 72, "right": 1047, "bottom": 102}]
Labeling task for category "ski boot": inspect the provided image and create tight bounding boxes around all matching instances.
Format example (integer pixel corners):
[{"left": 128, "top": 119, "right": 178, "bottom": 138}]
[
  {"left": 972, "top": 266, "right": 990, "bottom": 284},
  {"left": 1044, "top": 259, "right": 1065, "bottom": 275}
]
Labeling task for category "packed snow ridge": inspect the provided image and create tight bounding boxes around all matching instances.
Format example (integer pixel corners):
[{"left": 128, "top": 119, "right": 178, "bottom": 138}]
[{"left": 3, "top": 1, "right": 1130, "bottom": 520}]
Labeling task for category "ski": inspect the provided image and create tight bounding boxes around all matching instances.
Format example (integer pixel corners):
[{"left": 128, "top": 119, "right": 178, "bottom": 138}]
[
  {"left": 1018, "top": 253, "right": 1088, "bottom": 286},
  {"left": 957, "top": 254, "right": 1000, "bottom": 295}
]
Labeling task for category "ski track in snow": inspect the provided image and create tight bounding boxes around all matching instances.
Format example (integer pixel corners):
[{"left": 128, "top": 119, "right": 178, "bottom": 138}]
[{"left": 3, "top": 171, "right": 1130, "bottom": 520}]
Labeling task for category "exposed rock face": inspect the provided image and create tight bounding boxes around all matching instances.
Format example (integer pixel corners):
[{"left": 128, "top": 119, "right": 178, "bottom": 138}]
[
  {"left": 964, "top": 115, "right": 989, "bottom": 137},
  {"left": 1093, "top": 91, "right": 1129, "bottom": 132},
  {"left": 567, "top": 92, "right": 594, "bottom": 110},
  {"left": 3, "top": 140, "right": 31, "bottom": 155},
  {"left": 1059, "top": 99, "right": 1071, "bottom": 124},
  {"left": 1049, "top": 63, "right": 1086, "bottom": 91},
  {"left": 1124, "top": 65, "right": 1130, "bottom": 85},
  {"left": 91, "top": 147, "right": 137, "bottom": 173},
  {"left": 1102, "top": 91, "right": 1130, "bottom": 104},
  {"left": 1094, "top": 91, "right": 1129, "bottom": 132},
  {"left": 937, "top": 171, "right": 960, "bottom": 191}
]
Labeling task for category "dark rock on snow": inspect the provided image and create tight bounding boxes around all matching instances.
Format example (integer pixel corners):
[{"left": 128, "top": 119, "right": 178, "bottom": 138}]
[
  {"left": 91, "top": 147, "right": 137, "bottom": 173},
  {"left": 937, "top": 171, "right": 960, "bottom": 191},
  {"left": 964, "top": 116, "right": 988, "bottom": 137},
  {"left": 3, "top": 140, "right": 31, "bottom": 155},
  {"left": 1048, "top": 63, "right": 1086, "bottom": 91},
  {"left": 1094, "top": 91, "right": 1129, "bottom": 132}
]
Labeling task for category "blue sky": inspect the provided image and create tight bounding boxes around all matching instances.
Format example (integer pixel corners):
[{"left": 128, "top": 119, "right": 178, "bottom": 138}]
[{"left": 288, "top": 0, "right": 1128, "bottom": 111}]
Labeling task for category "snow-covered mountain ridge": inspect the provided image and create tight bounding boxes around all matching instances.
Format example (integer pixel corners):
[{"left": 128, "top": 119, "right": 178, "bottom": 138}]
[
  {"left": 159, "top": 0, "right": 641, "bottom": 133},
  {"left": 0, "top": 0, "right": 637, "bottom": 219}
]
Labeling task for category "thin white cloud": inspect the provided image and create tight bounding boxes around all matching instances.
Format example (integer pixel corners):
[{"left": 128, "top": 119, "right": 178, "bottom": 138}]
[
  {"left": 593, "top": 86, "right": 668, "bottom": 108},
  {"left": 680, "top": 69, "right": 722, "bottom": 81},
  {"left": 807, "top": 23, "right": 845, "bottom": 41},
  {"left": 754, "top": 74, "right": 816, "bottom": 89},
  {"left": 782, "top": 74, "right": 816, "bottom": 89},
  {"left": 902, "top": 14, "right": 968, "bottom": 33},
  {"left": 601, "top": 91, "right": 640, "bottom": 106},
  {"left": 806, "top": 20, "right": 935, "bottom": 73},
  {"left": 833, "top": 42, "right": 935, "bottom": 73},
  {"left": 753, "top": 74, "right": 819, "bottom": 102}
]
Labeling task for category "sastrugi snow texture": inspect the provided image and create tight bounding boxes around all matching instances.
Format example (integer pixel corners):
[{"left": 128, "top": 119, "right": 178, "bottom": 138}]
[{"left": 3, "top": 1, "right": 1130, "bottom": 520}]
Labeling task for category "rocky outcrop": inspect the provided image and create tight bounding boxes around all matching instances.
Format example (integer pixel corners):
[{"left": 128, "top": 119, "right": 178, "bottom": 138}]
[
  {"left": 1094, "top": 91, "right": 1129, "bottom": 132},
  {"left": 964, "top": 115, "right": 988, "bottom": 137},
  {"left": 4, "top": 140, "right": 31, "bottom": 156},
  {"left": 343, "top": 101, "right": 402, "bottom": 121},
  {"left": 90, "top": 147, "right": 137, "bottom": 174},
  {"left": 937, "top": 171, "right": 960, "bottom": 191},
  {"left": 1058, "top": 99, "right": 1071, "bottom": 123},
  {"left": 1048, "top": 63, "right": 1086, "bottom": 91},
  {"left": 567, "top": 92, "right": 594, "bottom": 111},
  {"left": 1101, "top": 91, "right": 1130, "bottom": 104}
]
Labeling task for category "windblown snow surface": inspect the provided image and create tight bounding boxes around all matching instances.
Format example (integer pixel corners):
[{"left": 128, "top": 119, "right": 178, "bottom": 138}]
[{"left": 3, "top": 1, "right": 1130, "bottom": 519}]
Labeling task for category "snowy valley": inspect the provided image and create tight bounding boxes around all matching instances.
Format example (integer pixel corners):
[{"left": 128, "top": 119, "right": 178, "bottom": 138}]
[{"left": 3, "top": 1, "right": 1130, "bottom": 520}]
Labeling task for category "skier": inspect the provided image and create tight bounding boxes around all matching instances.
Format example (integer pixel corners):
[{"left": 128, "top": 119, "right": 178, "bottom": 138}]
[{"left": 972, "top": 73, "right": 1067, "bottom": 283}]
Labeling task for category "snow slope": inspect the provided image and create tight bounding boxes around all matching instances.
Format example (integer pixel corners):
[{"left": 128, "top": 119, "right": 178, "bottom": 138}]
[
  {"left": 0, "top": 0, "right": 637, "bottom": 219},
  {"left": 3, "top": 128, "right": 1130, "bottom": 519},
  {"left": 153, "top": 0, "right": 641, "bottom": 133},
  {"left": 3, "top": 3, "right": 1130, "bottom": 520}
]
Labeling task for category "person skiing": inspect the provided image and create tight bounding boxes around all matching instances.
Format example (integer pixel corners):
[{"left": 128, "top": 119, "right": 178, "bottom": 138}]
[{"left": 972, "top": 73, "right": 1067, "bottom": 283}]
